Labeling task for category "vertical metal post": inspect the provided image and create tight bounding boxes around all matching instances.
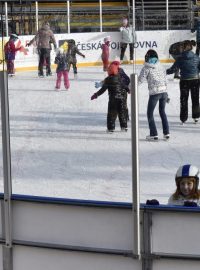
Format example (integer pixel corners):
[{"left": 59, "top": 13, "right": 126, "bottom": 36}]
[
  {"left": 67, "top": 0, "right": 70, "bottom": 34},
  {"left": 99, "top": 0, "right": 102, "bottom": 32},
  {"left": 131, "top": 73, "right": 140, "bottom": 258},
  {"left": 166, "top": 0, "right": 169, "bottom": 30},
  {"left": 4, "top": 2, "right": 8, "bottom": 37},
  {"left": 35, "top": 1, "right": 38, "bottom": 31},
  {"left": 142, "top": 211, "right": 153, "bottom": 270},
  {"left": 0, "top": 70, "right": 13, "bottom": 270}
]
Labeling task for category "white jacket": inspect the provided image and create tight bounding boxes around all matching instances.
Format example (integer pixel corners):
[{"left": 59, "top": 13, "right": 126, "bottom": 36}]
[
  {"left": 138, "top": 62, "right": 167, "bottom": 96},
  {"left": 120, "top": 26, "right": 136, "bottom": 44},
  {"left": 168, "top": 194, "right": 200, "bottom": 206}
]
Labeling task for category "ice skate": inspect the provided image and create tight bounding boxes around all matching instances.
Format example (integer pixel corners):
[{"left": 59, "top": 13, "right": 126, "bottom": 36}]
[
  {"left": 38, "top": 72, "right": 44, "bottom": 78},
  {"left": 107, "top": 129, "right": 114, "bottom": 134},
  {"left": 193, "top": 118, "right": 198, "bottom": 124},
  {"left": 55, "top": 86, "right": 60, "bottom": 91},
  {"left": 146, "top": 135, "right": 158, "bottom": 141},
  {"left": 121, "top": 127, "right": 128, "bottom": 132},
  {"left": 163, "top": 134, "right": 170, "bottom": 140}
]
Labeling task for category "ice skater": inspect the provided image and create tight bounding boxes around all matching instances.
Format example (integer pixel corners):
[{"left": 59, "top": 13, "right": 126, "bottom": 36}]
[
  {"left": 54, "top": 48, "right": 70, "bottom": 91},
  {"left": 91, "top": 62, "right": 130, "bottom": 133},
  {"left": 168, "top": 164, "right": 200, "bottom": 206},
  {"left": 67, "top": 39, "right": 85, "bottom": 79},
  {"left": 138, "top": 49, "right": 170, "bottom": 141},
  {"left": 101, "top": 36, "right": 111, "bottom": 72},
  {"left": 119, "top": 17, "right": 136, "bottom": 64},
  {"left": 167, "top": 40, "right": 200, "bottom": 124},
  {"left": 4, "top": 34, "right": 21, "bottom": 77}
]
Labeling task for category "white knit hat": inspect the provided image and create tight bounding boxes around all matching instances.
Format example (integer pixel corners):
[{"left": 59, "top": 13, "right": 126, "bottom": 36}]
[{"left": 104, "top": 36, "right": 111, "bottom": 43}]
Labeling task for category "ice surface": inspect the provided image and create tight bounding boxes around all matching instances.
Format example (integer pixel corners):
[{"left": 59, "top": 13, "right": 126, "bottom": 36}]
[{"left": 1, "top": 64, "right": 199, "bottom": 204}]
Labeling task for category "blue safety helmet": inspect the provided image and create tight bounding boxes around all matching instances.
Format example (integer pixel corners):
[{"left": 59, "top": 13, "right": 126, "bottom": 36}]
[{"left": 175, "top": 164, "right": 199, "bottom": 190}]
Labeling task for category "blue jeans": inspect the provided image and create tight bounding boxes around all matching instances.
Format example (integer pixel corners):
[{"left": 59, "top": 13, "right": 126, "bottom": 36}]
[{"left": 147, "top": 93, "right": 169, "bottom": 136}]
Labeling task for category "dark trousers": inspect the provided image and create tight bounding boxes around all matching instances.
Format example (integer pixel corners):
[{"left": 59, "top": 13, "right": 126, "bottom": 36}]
[
  {"left": 107, "top": 98, "right": 127, "bottom": 131},
  {"left": 147, "top": 93, "right": 169, "bottom": 136},
  {"left": 6, "top": 60, "right": 14, "bottom": 74},
  {"left": 69, "top": 61, "right": 77, "bottom": 74},
  {"left": 120, "top": 43, "right": 134, "bottom": 61},
  {"left": 179, "top": 79, "right": 200, "bottom": 122},
  {"left": 38, "top": 48, "right": 51, "bottom": 75}
]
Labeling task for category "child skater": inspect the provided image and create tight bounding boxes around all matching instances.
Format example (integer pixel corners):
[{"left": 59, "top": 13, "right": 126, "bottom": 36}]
[
  {"left": 138, "top": 49, "right": 170, "bottom": 141},
  {"left": 167, "top": 40, "right": 200, "bottom": 124},
  {"left": 67, "top": 39, "right": 85, "bottom": 79},
  {"left": 168, "top": 164, "right": 200, "bottom": 206},
  {"left": 54, "top": 48, "right": 70, "bottom": 91},
  {"left": 95, "top": 59, "right": 130, "bottom": 121},
  {"left": 101, "top": 36, "right": 111, "bottom": 72},
  {"left": 91, "top": 62, "right": 130, "bottom": 133},
  {"left": 4, "top": 34, "right": 21, "bottom": 77}
]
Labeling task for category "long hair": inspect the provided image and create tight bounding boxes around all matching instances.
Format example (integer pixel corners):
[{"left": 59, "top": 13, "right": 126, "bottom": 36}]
[{"left": 172, "top": 178, "right": 200, "bottom": 200}]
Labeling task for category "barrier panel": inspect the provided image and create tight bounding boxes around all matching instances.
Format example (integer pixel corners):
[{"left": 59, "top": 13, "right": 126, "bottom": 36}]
[
  {"left": 1, "top": 195, "right": 200, "bottom": 269},
  {"left": 11, "top": 195, "right": 133, "bottom": 250},
  {"left": 11, "top": 245, "right": 140, "bottom": 270}
]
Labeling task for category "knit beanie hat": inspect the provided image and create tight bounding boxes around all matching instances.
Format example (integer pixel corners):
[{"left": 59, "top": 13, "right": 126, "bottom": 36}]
[
  {"left": 104, "top": 36, "right": 111, "bottom": 43},
  {"left": 145, "top": 49, "right": 158, "bottom": 63}
]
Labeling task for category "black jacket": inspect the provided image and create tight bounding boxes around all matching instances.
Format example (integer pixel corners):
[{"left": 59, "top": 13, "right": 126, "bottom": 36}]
[{"left": 96, "top": 74, "right": 130, "bottom": 100}]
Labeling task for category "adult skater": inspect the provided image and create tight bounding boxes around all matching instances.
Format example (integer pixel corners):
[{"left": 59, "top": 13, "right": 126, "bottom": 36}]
[
  {"left": 26, "top": 21, "right": 57, "bottom": 77},
  {"left": 119, "top": 17, "right": 136, "bottom": 64},
  {"left": 167, "top": 40, "right": 200, "bottom": 124}
]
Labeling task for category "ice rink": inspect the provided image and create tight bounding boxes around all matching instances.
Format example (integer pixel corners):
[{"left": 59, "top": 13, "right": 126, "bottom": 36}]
[{"left": 2, "top": 64, "right": 200, "bottom": 204}]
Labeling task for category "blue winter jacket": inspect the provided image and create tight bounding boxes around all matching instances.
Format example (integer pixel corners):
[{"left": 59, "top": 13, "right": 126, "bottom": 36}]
[{"left": 166, "top": 51, "right": 200, "bottom": 80}]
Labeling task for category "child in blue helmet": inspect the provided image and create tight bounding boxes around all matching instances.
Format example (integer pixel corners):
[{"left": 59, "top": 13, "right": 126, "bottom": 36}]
[{"left": 168, "top": 164, "right": 200, "bottom": 206}]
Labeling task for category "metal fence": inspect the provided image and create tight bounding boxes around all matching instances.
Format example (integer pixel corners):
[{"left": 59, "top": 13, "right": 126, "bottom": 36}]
[{"left": 0, "top": 0, "right": 196, "bottom": 36}]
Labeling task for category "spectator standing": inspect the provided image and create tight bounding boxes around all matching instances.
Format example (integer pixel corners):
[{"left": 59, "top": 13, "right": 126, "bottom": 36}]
[
  {"left": 27, "top": 21, "right": 57, "bottom": 77},
  {"left": 119, "top": 18, "right": 136, "bottom": 64}
]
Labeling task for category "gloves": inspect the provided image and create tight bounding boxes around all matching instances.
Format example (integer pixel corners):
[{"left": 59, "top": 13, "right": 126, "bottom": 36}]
[
  {"left": 146, "top": 199, "right": 159, "bottom": 206},
  {"left": 127, "top": 88, "right": 131, "bottom": 94},
  {"left": 26, "top": 43, "right": 30, "bottom": 47},
  {"left": 184, "top": 201, "right": 198, "bottom": 207},
  {"left": 82, "top": 55, "right": 85, "bottom": 58},
  {"left": 91, "top": 93, "right": 98, "bottom": 100},
  {"left": 95, "top": 81, "right": 102, "bottom": 88}
]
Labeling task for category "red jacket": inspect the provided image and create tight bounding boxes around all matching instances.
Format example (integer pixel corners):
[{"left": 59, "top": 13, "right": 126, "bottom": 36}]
[{"left": 4, "top": 40, "right": 20, "bottom": 61}]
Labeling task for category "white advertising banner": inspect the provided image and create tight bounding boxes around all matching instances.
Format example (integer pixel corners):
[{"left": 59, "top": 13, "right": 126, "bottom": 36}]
[{"left": 5, "top": 30, "right": 195, "bottom": 70}]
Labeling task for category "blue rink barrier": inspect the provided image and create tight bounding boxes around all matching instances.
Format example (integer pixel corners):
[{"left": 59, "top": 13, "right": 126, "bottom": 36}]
[{"left": 0, "top": 193, "right": 200, "bottom": 270}]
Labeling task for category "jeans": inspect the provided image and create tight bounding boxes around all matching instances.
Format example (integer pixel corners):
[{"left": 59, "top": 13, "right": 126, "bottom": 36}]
[{"left": 147, "top": 92, "right": 169, "bottom": 136}]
